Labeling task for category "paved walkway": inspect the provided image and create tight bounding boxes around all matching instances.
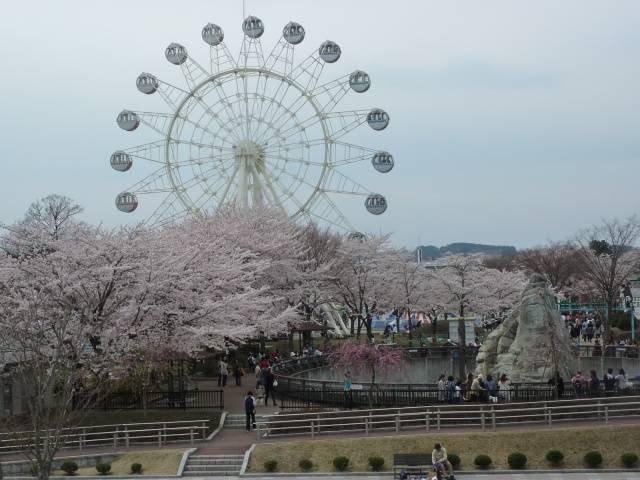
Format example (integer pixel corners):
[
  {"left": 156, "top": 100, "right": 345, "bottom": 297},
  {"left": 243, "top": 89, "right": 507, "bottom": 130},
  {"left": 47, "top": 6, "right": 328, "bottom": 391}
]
[{"left": 194, "top": 379, "right": 280, "bottom": 415}]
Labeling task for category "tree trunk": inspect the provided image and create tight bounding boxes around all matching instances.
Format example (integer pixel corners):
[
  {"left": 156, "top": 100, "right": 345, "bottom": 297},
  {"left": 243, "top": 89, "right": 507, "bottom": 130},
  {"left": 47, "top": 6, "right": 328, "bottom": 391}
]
[
  {"left": 369, "top": 365, "right": 376, "bottom": 408},
  {"left": 458, "top": 305, "right": 466, "bottom": 381}
]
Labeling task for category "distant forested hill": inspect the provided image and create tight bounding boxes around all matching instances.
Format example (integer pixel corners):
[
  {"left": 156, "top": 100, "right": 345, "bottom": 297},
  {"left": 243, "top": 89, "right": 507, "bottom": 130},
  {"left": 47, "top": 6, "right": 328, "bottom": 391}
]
[{"left": 417, "top": 243, "right": 517, "bottom": 259}]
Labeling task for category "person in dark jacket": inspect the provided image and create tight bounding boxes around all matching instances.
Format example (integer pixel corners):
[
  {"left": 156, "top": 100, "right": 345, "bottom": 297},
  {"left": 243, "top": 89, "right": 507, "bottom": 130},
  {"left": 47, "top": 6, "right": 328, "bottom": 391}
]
[
  {"left": 264, "top": 368, "right": 277, "bottom": 406},
  {"left": 245, "top": 391, "right": 256, "bottom": 431}
]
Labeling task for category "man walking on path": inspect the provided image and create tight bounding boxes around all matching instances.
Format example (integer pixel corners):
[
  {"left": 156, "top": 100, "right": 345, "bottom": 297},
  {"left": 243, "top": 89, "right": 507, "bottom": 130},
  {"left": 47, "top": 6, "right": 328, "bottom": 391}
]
[
  {"left": 245, "top": 391, "right": 256, "bottom": 431},
  {"left": 218, "top": 357, "right": 228, "bottom": 387}
]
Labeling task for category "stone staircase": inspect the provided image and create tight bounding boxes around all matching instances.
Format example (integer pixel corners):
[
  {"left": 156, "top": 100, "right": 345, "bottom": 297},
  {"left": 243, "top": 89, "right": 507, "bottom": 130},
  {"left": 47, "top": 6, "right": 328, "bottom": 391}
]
[
  {"left": 182, "top": 454, "right": 245, "bottom": 477},
  {"left": 224, "top": 413, "right": 270, "bottom": 430}
]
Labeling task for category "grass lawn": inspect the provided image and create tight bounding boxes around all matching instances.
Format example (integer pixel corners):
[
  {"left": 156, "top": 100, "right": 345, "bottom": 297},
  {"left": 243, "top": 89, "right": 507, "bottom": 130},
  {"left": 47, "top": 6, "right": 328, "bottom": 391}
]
[
  {"left": 249, "top": 425, "right": 640, "bottom": 472},
  {"left": 55, "top": 449, "right": 185, "bottom": 476}
]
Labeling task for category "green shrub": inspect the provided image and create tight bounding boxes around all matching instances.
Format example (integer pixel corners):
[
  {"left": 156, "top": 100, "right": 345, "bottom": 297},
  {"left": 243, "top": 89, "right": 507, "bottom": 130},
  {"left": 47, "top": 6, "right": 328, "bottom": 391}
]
[
  {"left": 131, "top": 463, "right": 143, "bottom": 474},
  {"left": 474, "top": 454, "right": 492, "bottom": 469},
  {"left": 96, "top": 463, "right": 112, "bottom": 475},
  {"left": 368, "top": 456, "right": 385, "bottom": 471},
  {"left": 448, "top": 453, "right": 461, "bottom": 468},
  {"left": 545, "top": 450, "right": 564, "bottom": 465},
  {"left": 621, "top": 453, "right": 639, "bottom": 468},
  {"left": 584, "top": 451, "right": 603, "bottom": 468},
  {"left": 298, "top": 459, "right": 313, "bottom": 472},
  {"left": 333, "top": 456, "right": 350, "bottom": 471},
  {"left": 507, "top": 452, "right": 527, "bottom": 469},
  {"left": 264, "top": 460, "right": 278, "bottom": 472},
  {"left": 30, "top": 463, "right": 39, "bottom": 476},
  {"left": 61, "top": 461, "right": 78, "bottom": 476}
]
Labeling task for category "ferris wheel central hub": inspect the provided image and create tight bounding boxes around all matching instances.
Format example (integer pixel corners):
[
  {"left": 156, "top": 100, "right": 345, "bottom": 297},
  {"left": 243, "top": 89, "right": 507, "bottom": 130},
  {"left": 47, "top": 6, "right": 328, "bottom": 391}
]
[{"left": 233, "top": 140, "right": 264, "bottom": 170}]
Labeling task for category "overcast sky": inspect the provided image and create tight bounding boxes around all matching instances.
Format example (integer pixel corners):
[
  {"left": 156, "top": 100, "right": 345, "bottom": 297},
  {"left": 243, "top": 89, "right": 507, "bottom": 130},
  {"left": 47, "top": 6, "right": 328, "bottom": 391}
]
[{"left": 1, "top": 0, "right": 639, "bottom": 248}]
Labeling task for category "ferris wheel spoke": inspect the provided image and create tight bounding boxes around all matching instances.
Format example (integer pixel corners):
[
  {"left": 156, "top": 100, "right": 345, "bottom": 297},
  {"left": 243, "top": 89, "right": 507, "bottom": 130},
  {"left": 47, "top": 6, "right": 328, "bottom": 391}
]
[
  {"left": 263, "top": 157, "right": 320, "bottom": 193},
  {"left": 306, "top": 192, "right": 355, "bottom": 231},
  {"left": 188, "top": 172, "right": 235, "bottom": 211},
  {"left": 238, "top": 37, "right": 265, "bottom": 69},
  {"left": 264, "top": 152, "right": 324, "bottom": 168},
  {"left": 125, "top": 166, "right": 175, "bottom": 194},
  {"left": 204, "top": 78, "right": 249, "bottom": 138},
  {"left": 264, "top": 37, "right": 296, "bottom": 77},
  {"left": 132, "top": 111, "right": 175, "bottom": 136},
  {"left": 329, "top": 141, "right": 378, "bottom": 167},
  {"left": 319, "top": 168, "right": 372, "bottom": 196},
  {"left": 179, "top": 57, "right": 211, "bottom": 92},
  {"left": 262, "top": 138, "right": 325, "bottom": 154},
  {"left": 290, "top": 52, "right": 325, "bottom": 91},
  {"left": 143, "top": 194, "right": 188, "bottom": 228},
  {"left": 251, "top": 79, "right": 295, "bottom": 142},
  {"left": 189, "top": 94, "right": 242, "bottom": 143},
  {"left": 208, "top": 42, "right": 237, "bottom": 74},
  {"left": 310, "top": 74, "right": 351, "bottom": 113}
]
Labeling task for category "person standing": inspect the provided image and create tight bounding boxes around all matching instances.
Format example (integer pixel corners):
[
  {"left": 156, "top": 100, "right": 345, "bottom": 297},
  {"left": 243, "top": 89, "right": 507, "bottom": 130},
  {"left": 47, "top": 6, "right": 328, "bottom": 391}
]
[
  {"left": 233, "top": 363, "right": 243, "bottom": 387},
  {"left": 264, "top": 368, "right": 277, "bottom": 406},
  {"left": 244, "top": 391, "right": 256, "bottom": 431},
  {"left": 343, "top": 371, "right": 353, "bottom": 408},
  {"left": 218, "top": 357, "right": 228, "bottom": 387},
  {"left": 437, "top": 374, "right": 446, "bottom": 403},
  {"left": 254, "top": 363, "right": 262, "bottom": 389}
]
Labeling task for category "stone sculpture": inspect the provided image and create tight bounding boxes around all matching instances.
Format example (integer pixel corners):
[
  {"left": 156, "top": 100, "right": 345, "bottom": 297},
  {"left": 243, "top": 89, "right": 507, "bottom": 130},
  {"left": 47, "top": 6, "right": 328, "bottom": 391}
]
[{"left": 476, "top": 273, "right": 576, "bottom": 382}]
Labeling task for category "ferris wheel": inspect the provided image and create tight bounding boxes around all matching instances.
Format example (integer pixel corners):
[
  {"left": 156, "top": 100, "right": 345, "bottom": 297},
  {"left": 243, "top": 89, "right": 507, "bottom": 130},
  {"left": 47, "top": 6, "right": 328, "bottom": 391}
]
[{"left": 111, "top": 16, "right": 394, "bottom": 230}]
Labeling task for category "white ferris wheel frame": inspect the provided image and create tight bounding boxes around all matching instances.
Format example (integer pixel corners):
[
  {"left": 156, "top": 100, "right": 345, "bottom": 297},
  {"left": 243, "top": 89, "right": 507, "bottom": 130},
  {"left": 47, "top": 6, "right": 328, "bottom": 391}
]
[{"left": 112, "top": 17, "right": 393, "bottom": 231}]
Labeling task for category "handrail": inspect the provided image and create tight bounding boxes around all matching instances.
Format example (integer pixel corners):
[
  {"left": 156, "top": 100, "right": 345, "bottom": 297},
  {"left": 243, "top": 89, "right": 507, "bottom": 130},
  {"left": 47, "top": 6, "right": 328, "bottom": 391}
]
[
  {"left": 263, "top": 393, "right": 640, "bottom": 419},
  {"left": 255, "top": 396, "right": 640, "bottom": 438},
  {"left": 0, "top": 418, "right": 210, "bottom": 437},
  {"left": 0, "top": 418, "right": 211, "bottom": 453}
]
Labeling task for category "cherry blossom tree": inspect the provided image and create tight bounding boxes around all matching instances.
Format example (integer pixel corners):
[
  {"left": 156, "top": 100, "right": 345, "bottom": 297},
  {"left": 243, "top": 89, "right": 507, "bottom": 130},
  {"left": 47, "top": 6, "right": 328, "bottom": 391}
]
[
  {"left": 382, "top": 250, "right": 431, "bottom": 339},
  {"left": 327, "top": 234, "right": 399, "bottom": 338},
  {"left": 0, "top": 229, "right": 137, "bottom": 480},
  {"left": 427, "top": 254, "right": 526, "bottom": 378}
]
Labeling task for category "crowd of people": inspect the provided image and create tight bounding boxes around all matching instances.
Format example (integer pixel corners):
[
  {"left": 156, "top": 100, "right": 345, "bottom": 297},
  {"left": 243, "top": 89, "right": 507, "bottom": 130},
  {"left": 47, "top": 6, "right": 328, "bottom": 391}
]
[
  {"left": 435, "top": 372, "right": 512, "bottom": 403},
  {"left": 570, "top": 368, "right": 634, "bottom": 396}
]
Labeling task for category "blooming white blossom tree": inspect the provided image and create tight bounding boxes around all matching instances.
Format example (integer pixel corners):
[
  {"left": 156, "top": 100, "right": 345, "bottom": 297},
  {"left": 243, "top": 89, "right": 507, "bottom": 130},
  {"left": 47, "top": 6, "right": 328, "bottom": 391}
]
[{"left": 427, "top": 254, "right": 526, "bottom": 378}]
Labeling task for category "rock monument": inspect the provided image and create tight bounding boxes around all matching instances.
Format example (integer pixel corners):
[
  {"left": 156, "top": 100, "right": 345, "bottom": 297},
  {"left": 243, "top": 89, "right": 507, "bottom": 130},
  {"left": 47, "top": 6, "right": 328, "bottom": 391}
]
[{"left": 476, "top": 273, "right": 576, "bottom": 382}]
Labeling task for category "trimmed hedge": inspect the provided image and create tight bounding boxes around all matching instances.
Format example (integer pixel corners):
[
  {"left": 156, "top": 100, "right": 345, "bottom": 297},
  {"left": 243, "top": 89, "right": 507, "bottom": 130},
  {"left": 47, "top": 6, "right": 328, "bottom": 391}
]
[
  {"left": 96, "top": 463, "right": 111, "bottom": 475},
  {"left": 507, "top": 452, "right": 527, "bottom": 469},
  {"left": 545, "top": 450, "right": 564, "bottom": 465},
  {"left": 131, "top": 463, "right": 143, "bottom": 474},
  {"left": 584, "top": 451, "right": 603, "bottom": 468},
  {"left": 298, "top": 459, "right": 313, "bottom": 472},
  {"left": 61, "top": 461, "right": 78, "bottom": 476},
  {"left": 448, "top": 453, "right": 461, "bottom": 468},
  {"left": 621, "top": 453, "right": 639, "bottom": 468},
  {"left": 368, "top": 456, "right": 385, "bottom": 471},
  {"left": 264, "top": 460, "right": 278, "bottom": 472},
  {"left": 473, "top": 454, "right": 492, "bottom": 469},
  {"left": 333, "top": 456, "right": 350, "bottom": 471}
]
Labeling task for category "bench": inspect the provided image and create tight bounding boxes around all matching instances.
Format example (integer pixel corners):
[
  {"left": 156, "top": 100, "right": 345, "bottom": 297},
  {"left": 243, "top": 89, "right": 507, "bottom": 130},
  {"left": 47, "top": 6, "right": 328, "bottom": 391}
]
[{"left": 393, "top": 454, "right": 433, "bottom": 480}]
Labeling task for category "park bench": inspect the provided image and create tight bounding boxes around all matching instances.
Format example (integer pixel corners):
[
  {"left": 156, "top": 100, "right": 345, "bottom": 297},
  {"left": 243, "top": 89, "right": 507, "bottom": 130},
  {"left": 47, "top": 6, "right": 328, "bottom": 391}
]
[{"left": 393, "top": 453, "right": 433, "bottom": 480}]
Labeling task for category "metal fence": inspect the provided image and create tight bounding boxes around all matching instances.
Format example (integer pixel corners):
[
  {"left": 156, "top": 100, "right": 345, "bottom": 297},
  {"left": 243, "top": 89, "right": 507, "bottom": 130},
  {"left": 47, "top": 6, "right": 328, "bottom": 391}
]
[
  {"left": 0, "top": 418, "right": 210, "bottom": 453},
  {"left": 73, "top": 390, "right": 224, "bottom": 410},
  {"left": 257, "top": 396, "right": 640, "bottom": 439}
]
